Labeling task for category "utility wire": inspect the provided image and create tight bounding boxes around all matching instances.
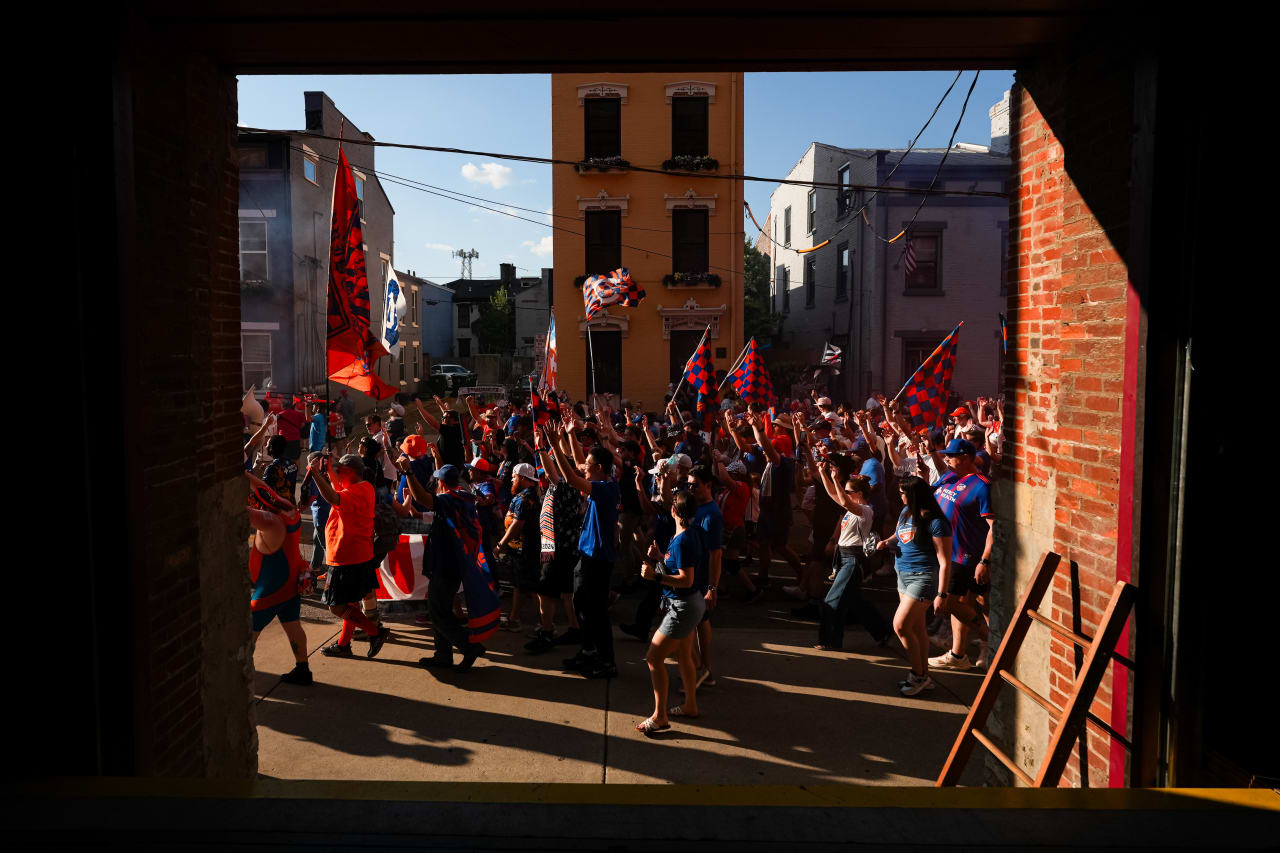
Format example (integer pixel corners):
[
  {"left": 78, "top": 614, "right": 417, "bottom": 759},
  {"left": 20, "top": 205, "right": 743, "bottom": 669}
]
[{"left": 239, "top": 126, "right": 1007, "bottom": 199}]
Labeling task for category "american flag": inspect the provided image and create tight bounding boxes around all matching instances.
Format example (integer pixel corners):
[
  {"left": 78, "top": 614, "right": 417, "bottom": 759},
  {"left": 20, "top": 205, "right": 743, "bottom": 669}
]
[
  {"left": 729, "top": 337, "right": 775, "bottom": 405},
  {"left": 582, "top": 268, "right": 644, "bottom": 321},
  {"left": 682, "top": 332, "right": 720, "bottom": 430},
  {"left": 897, "top": 322, "right": 962, "bottom": 430},
  {"left": 820, "top": 342, "right": 842, "bottom": 366},
  {"left": 904, "top": 238, "right": 918, "bottom": 277},
  {"left": 538, "top": 315, "right": 558, "bottom": 392}
]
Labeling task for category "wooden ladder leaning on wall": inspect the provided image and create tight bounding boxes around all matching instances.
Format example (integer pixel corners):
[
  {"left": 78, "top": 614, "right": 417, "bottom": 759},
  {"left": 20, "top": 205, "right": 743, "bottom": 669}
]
[{"left": 936, "top": 550, "right": 1137, "bottom": 787}]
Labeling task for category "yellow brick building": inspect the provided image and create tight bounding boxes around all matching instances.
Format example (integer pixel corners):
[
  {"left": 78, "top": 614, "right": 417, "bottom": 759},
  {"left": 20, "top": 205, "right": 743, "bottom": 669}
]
[{"left": 551, "top": 73, "right": 745, "bottom": 409}]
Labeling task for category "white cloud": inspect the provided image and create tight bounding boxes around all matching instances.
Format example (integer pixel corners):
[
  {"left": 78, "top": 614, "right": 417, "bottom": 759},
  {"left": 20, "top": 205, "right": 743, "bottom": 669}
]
[
  {"left": 460, "top": 162, "right": 513, "bottom": 189},
  {"left": 523, "top": 236, "right": 553, "bottom": 257},
  {"left": 424, "top": 242, "right": 454, "bottom": 252}
]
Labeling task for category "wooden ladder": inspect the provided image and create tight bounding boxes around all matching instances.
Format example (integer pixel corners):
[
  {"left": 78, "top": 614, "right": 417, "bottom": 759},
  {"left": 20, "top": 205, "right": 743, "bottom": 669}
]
[{"left": 936, "top": 550, "right": 1136, "bottom": 787}]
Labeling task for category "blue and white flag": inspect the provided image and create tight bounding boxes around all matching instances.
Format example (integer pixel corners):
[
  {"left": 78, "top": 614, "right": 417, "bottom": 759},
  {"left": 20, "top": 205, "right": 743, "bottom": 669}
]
[{"left": 380, "top": 265, "right": 408, "bottom": 357}]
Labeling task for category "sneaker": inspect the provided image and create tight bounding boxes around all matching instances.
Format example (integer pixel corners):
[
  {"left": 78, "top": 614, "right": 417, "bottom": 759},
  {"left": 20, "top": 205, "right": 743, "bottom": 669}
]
[
  {"left": 366, "top": 627, "right": 392, "bottom": 659},
  {"left": 454, "top": 644, "right": 486, "bottom": 672},
  {"left": 353, "top": 619, "right": 383, "bottom": 641},
  {"left": 973, "top": 641, "right": 993, "bottom": 669},
  {"left": 279, "top": 664, "right": 313, "bottom": 685},
  {"left": 899, "top": 673, "right": 935, "bottom": 696},
  {"left": 929, "top": 627, "right": 954, "bottom": 651},
  {"left": 502, "top": 618, "right": 524, "bottom": 633},
  {"left": 552, "top": 628, "right": 582, "bottom": 646},
  {"left": 781, "top": 584, "right": 806, "bottom": 601},
  {"left": 928, "top": 650, "right": 973, "bottom": 671},
  {"left": 583, "top": 661, "right": 618, "bottom": 679},
  {"left": 524, "top": 631, "right": 555, "bottom": 654},
  {"left": 618, "top": 623, "right": 648, "bottom": 641},
  {"left": 320, "top": 643, "right": 353, "bottom": 658},
  {"left": 413, "top": 612, "right": 430, "bottom": 626}
]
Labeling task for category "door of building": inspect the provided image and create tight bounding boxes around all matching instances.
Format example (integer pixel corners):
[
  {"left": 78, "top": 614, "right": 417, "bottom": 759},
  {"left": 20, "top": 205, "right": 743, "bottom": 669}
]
[
  {"left": 585, "top": 329, "right": 621, "bottom": 397},
  {"left": 669, "top": 329, "right": 705, "bottom": 389}
]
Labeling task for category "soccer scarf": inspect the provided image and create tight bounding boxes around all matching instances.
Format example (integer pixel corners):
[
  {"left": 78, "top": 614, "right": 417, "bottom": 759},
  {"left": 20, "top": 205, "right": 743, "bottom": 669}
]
[{"left": 539, "top": 482, "right": 557, "bottom": 562}]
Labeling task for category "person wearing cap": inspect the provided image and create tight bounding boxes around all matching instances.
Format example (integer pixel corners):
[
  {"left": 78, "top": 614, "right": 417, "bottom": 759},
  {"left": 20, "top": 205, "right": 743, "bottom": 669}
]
[
  {"left": 928, "top": 438, "right": 995, "bottom": 672},
  {"left": 416, "top": 396, "right": 467, "bottom": 468},
  {"left": 306, "top": 453, "right": 391, "bottom": 659},
  {"left": 394, "top": 435, "right": 436, "bottom": 535},
  {"left": 246, "top": 471, "right": 313, "bottom": 685},
  {"left": 496, "top": 462, "right": 542, "bottom": 633},
  {"left": 527, "top": 430, "right": 584, "bottom": 654},
  {"left": 386, "top": 402, "right": 407, "bottom": 446},
  {"left": 747, "top": 411, "right": 805, "bottom": 587},
  {"left": 950, "top": 405, "right": 975, "bottom": 430},
  {"left": 401, "top": 463, "right": 489, "bottom": 672},
  {"left": 713, "top": 457, "right": 762, "bottom": 602},
  {"left": 363, "top": 413, "right": 400, "bottom": 486}
]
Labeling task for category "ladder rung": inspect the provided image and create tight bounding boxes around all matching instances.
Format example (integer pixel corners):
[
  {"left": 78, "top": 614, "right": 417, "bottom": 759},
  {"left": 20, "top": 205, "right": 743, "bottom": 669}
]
[
  {"left": 1000, "top": 670, "right": 1134, "bottom": 753},
  {"left": 1027, "top": 608, "right": 1093, "bottom": 648},
  {"left": 971, "top": 729, "right": 1034, "bottom": 786}
]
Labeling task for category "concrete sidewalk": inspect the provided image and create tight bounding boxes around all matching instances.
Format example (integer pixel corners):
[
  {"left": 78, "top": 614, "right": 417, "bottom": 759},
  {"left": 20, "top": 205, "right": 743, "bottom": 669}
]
[{"left": 253, "top": 585, "right": 987, "bottom": 786}]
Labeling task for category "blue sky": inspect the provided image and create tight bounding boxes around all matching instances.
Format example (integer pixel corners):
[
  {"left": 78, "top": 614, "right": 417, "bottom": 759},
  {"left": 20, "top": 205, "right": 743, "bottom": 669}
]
[{"left": 238, "top": 71, "right": 1014, "bottom": 282}]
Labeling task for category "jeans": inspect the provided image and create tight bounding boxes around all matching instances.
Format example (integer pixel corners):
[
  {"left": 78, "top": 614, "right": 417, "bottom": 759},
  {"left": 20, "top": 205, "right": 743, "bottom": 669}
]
[
  {"left": 427, "top": 569, "right": 473, "bottom": 659},
  {"left": 819, "top": 547, "right": 892, "bottom": 648},
  {"left": 573, "top": 555, "right": 615, "bottom": 664},
  {"left": 310, "top": 505, "right": 330, "bottom": 569}
]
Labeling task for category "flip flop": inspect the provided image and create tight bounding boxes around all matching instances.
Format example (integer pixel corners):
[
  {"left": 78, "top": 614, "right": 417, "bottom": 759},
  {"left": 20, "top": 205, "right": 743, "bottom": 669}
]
[
  {"left": 636, "top": 718, "right": 670, "bottom": 737},
  {"left": 668, "top": 705, "right": 700, "bottom": 719}
]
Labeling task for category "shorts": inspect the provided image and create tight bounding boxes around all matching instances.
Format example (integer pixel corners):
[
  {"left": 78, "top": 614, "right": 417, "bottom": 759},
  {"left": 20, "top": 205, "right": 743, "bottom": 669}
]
[
  {"left": 657, "top": 593, "right": 705, "bottom": 639},
  {"left": 896, "top": 569, "right": 939, "bottom": 602},
  {"left": 948, "top": 561, "right": 991, "bottom": 596},
  {"left": 322, "top": 559, "right": 379, "bottom": 606},
  {"left": 537, "top": 553, "right": 577, "bottom": 597},
  {"left": 722, "top": 525, "right": 748, "bottom": 557},
  {"left": 515, "top": 553, "right": 541, "bottom": 594},
  {"left": 251, "top": 594, "right": 301, "bottom": 632}
]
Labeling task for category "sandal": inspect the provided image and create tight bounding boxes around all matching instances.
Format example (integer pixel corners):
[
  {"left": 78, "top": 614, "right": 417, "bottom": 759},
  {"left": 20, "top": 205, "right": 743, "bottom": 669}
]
[
  {"left": 636, "top": 718, "right": 670, "bottom": 736},
  {"left": 813, "top": 644, "right": 841, "bottom": 651},
  {"left": 668, "top": 705, "right": 700, "bottom": 719}
]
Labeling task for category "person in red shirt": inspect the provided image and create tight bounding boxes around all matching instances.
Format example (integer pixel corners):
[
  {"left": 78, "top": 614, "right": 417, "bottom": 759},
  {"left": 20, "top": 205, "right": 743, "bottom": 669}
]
[
  {"left": 714, "top": 456, "right": 762, "bottom": 602},
  {"left": 276, "top": 399, "right": 305, "bottom": 464},
  {"left": 307, "top": 453, "right": 392, "bottom": 659}
]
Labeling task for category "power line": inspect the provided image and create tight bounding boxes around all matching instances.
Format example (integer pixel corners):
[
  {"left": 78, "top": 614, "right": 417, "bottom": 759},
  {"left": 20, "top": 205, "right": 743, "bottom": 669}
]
[{"left": 240, "top": 126, "right": 1007, "bottom": 199}]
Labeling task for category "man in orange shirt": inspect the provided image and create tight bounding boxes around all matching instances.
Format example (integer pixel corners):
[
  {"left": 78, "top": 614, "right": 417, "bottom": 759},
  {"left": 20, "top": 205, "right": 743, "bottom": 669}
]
[{"left": 307, "top": 453, "right": 392, "bottom": 658}]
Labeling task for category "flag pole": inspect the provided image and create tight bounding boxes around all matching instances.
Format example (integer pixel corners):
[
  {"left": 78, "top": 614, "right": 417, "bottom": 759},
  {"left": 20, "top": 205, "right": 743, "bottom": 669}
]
[
  {"left": 891, "top": 320, "right": 963, "bottom": 404},
  {"left": 586, "top": 323, "right": 598, "bottom": 400},
  {"left": 669, "top": 324, "right": 711, "bottom": 401},
  {"left": 717, "top": 337, "right": 754, "bottom": 392}
]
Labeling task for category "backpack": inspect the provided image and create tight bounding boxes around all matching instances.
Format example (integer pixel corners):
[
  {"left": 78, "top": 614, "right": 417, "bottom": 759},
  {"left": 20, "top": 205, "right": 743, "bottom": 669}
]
[{"left": 372, "top": 502, "right": 402, "bottom": 563}]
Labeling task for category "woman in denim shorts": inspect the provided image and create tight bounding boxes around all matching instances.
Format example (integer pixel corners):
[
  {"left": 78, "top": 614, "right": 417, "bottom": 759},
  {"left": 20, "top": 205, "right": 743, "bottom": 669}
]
[
  {"left": 876, "top": 475, "right": 953, "bottom": 696},
  {"left": 636, "top": 491, "right": 705, "bottom": 736}
]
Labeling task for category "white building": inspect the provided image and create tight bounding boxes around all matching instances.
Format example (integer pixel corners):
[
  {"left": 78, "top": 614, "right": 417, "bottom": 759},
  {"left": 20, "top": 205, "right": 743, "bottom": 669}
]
[{"left": 767, "top": 93, "right": 1011, "bottom": 404}]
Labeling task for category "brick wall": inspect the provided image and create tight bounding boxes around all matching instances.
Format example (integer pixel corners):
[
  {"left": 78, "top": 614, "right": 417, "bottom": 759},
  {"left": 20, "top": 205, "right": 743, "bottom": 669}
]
[
  {"left": 991, "top": 40, "right": 1137, "bottom": 787},
  {"left": 125, "top": 36, "right": 256, "bottom": 776}
]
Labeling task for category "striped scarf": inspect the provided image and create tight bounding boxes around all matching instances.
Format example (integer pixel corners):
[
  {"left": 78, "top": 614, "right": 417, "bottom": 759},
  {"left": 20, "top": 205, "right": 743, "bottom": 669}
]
[{"left": 539, "top": 482, "right": 557, "bottom": 562}]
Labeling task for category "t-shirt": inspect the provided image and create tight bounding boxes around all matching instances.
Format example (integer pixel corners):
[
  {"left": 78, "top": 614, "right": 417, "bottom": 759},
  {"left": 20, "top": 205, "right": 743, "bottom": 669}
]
[
  {"left": 660, "top": 529, "right": 703, "bottom": 600},
  {"left": 691, "top": 499, "right": 722, "bottom": 593},
  {"left": 309, "top": 413, "right": 327, "bottom": 451},
  {"left": 264, "top": 457, "right": 298, "bottom": 500},
  {"left": 860, "top": 456, "right": 889, "bottom": 519},
  {"left": 718, "top": 480, "right": 750, "bottom": 529},
  {"left": 437, "top": 422, "right": 465, "bottom": 467},
  {"left": 325, "top": 479, "right": 375, "bottom": 566},
  {"left": 507, "top": 485, "right": 541, "bottom": 567},
  {"left": 276, "top": 408, "right": 304, "bottom": 441},
  {"left": 396, "top": 456, "right": 436, "bottom": 513},
  {"left": 650, "top": 506, "right": 676, "bottom": 553},
  {"left": 836, "top": 504, "right": 874, "bottom": 548},
  {"left": 932, "top": 471, "right": 993, "bottom": 565},
  {"left": 761, "top": 455, "right": 795, "bottom": 519},
  {"left": 891, "top": 509, "right": 951, "bottom": 575},
  {"left": 474, "top": 480, "right": 501, "bottom": 535},
  {"left": 578, "top": 479, "right": 620, "bottom": 561}
]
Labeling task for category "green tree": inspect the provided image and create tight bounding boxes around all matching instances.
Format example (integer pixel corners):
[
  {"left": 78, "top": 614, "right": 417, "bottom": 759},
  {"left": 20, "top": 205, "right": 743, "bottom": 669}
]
[
  {"left": 743, "top": 236, "right": 776, "bottom": 344},
  {"left": 473, "top": 286, "right": 515, "bottom": 354}
]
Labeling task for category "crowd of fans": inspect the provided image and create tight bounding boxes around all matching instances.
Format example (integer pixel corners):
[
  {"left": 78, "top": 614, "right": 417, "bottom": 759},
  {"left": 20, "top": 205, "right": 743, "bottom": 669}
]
[{"left": 241, "top": 384, "right": 1003, "bottom": 732}]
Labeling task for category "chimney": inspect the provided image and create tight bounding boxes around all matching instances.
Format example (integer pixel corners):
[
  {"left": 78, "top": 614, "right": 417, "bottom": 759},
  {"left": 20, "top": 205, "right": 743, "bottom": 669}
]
[
  {"left": 989, "top": 90, "right": 1011, "bottom": 155},
  {"left": 500, "top": 263, "right": 516, "bottom": 286},
  {"left": 543, "top": 268, "right": 554, "bottom": 308}
]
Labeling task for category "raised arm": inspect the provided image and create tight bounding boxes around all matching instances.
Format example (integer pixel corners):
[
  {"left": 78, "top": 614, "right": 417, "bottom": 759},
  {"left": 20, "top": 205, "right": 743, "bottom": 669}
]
[
  {"left": 751, "top": 413, "right": 779, "bottom": 464},
  {"left": 244, "top": 412, "right": 276, "bottom": 459},
  {"left": 306, "top": 458, "right": 342, "bottom": 507},
  {"left": 548, "top": 421, "right": 591, "bottom": 495},
  {"left": 414, "top": 398, "right": 441, "bottom": 432},
  {"left": 394, "top": 455, "right": 435, "bottom": 510}
]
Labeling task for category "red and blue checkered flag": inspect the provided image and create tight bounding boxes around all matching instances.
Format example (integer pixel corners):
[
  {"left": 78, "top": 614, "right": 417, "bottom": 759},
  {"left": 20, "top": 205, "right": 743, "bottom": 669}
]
[
  {"left": 729, "top": 337, "right": 775, "bottom": 405},
  {"left": 682, "top": 332, "right": 720, "bottom": 430},
  {"left": 896, "top": 322, "right": 963, "bottom": 430},
  {"left": 582, "top": 267, "right": 645, "bottom": 321}
]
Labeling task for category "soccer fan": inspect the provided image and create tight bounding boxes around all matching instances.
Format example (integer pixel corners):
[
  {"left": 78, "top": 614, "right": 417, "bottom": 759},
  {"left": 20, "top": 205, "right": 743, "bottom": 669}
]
[
  {"left": 246, "top": 472, "right": 312, "bottom": 685},
  {"left": 684, "top": 464, "right": 723, "bottom": 690},
  {"left": 928, "top": 438, "right": 995, "bottom": 671},
  {"left": 876, "top": 475, "right": 952, "bottom": 696},
  {"left": 635, "top": 489, "right": 705, "bottom": 736},
  {"left": 263, "top": 435, "right": 299, "bottom": 503},
  {"left": 309, "top": 402, "right": 327, "bottom": 454},
  {"left": 812, "top": 466, "right": 891, "bottom": 650},
  {"left": 747, "top": 412, "right": 804, "bottom": 587},
  {"left": 496, "top": 462, "right": 542, "bottom": 633},
  {"left": 277, "top": 398, "right": 305, "bottom": 463},
  {"left": 306, "top": 453, "right": 391, "bottom": 659},
  {"left": 362, "top": 413, "right": 400, "bottom": 486},
  {"left": 416, "top": 396, "right": 467, "bottom": 468}
]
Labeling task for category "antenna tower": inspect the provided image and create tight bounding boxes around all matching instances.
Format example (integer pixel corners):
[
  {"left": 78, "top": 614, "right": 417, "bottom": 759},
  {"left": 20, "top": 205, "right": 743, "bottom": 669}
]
[{"left": 453, "top": 248, "right": 479, "bottom": 279}]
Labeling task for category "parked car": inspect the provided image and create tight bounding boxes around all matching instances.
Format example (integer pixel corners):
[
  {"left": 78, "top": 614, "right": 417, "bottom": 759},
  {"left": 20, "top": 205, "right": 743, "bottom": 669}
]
[
  {"left": 430, "top": 363, "right": 477, "bottom": 393},
  {"left": 507, "top": 372, "right": 540, "bottom": 408}
]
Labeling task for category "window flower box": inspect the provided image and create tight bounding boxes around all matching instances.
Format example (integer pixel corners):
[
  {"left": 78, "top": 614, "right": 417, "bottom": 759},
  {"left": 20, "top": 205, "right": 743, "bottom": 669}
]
[
  {"left": 661, "top": 155, "right": 719, "bottom": 172},
  {"left": 663, "top": 272, "right": 721, "bottom": 288},
  {"left": 576, "top": 156, "right": 630, "bottom": 173}
]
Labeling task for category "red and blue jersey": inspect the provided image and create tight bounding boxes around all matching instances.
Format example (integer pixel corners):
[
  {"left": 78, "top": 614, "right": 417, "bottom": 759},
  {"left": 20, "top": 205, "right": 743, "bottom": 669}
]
[
  {"left": 932, "top": 471, "right": 993, "bottom": 565},
  {"left": 249, "top": 510, "right": 304, "bottom": 610}
]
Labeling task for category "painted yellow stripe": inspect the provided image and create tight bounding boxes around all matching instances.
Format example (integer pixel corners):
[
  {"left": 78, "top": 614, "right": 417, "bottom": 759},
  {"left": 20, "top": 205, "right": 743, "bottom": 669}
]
[{"left": 12, "top": 779, "right": 1278, "bottom": 812}]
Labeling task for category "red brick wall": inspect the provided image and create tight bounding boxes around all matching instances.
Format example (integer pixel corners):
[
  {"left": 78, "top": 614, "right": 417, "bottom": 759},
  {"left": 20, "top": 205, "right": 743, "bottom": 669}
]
[{"left": 1001, "top": 44, "right": 1137, "bottom": 787}]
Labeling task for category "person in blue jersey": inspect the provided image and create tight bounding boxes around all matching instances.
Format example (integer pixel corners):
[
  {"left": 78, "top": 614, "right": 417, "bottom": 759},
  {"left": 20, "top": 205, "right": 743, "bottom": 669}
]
[
  {"left": 877, "top": 475, "right": 952, "bottom": 696},
  {"left": 928, "top": 438, "right": 996, "bottom": 672},
  {"left": 683, "top": 464, "right": 722, "bottom": 692},
  {"left": 547, "top": 417, "right": 620, "bottom": 680},
  {"left": 636, "top": 490, "right": 705, "bottom": 736}
]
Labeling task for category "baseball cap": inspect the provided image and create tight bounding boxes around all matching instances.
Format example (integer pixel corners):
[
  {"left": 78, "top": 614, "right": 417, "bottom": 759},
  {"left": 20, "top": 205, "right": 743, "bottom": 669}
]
[
  {"left": 389, "top": 402, "right": 405, "bottom": 416},
  {"left": 334, "top": 453, "right": 365, "bottom": 472},
  {"left": 432, "top": 464, "right": 461, "bottom": 483},
  {"left": 512, "top": 462, "right": 537, "bottom": 482},
  {"left": 942, "top": 438, "right": 977, "bottom": 456},
  {"left": 466, "top": 457, "right": 496, "bottom": 475},
  {"left": 668, "top": 453, "right": 693, "bottom": 469},
  {"left": 807, "top": 418, "right": 831, "bottom": 431},
  {"left": 951, "top": 406, "right": 971, "bottom": 417},
  {"left": 726, "top": 459, "right": 748, "bottom": 476},
  {"left": 648, "top": 459, "right": 669, "bottom": 476},
  {"left": 816, "top": 396, "right": 833, "bottom": 406},
  {"left": 400, "top": 434, "right": 428, "bottom": 459}
]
